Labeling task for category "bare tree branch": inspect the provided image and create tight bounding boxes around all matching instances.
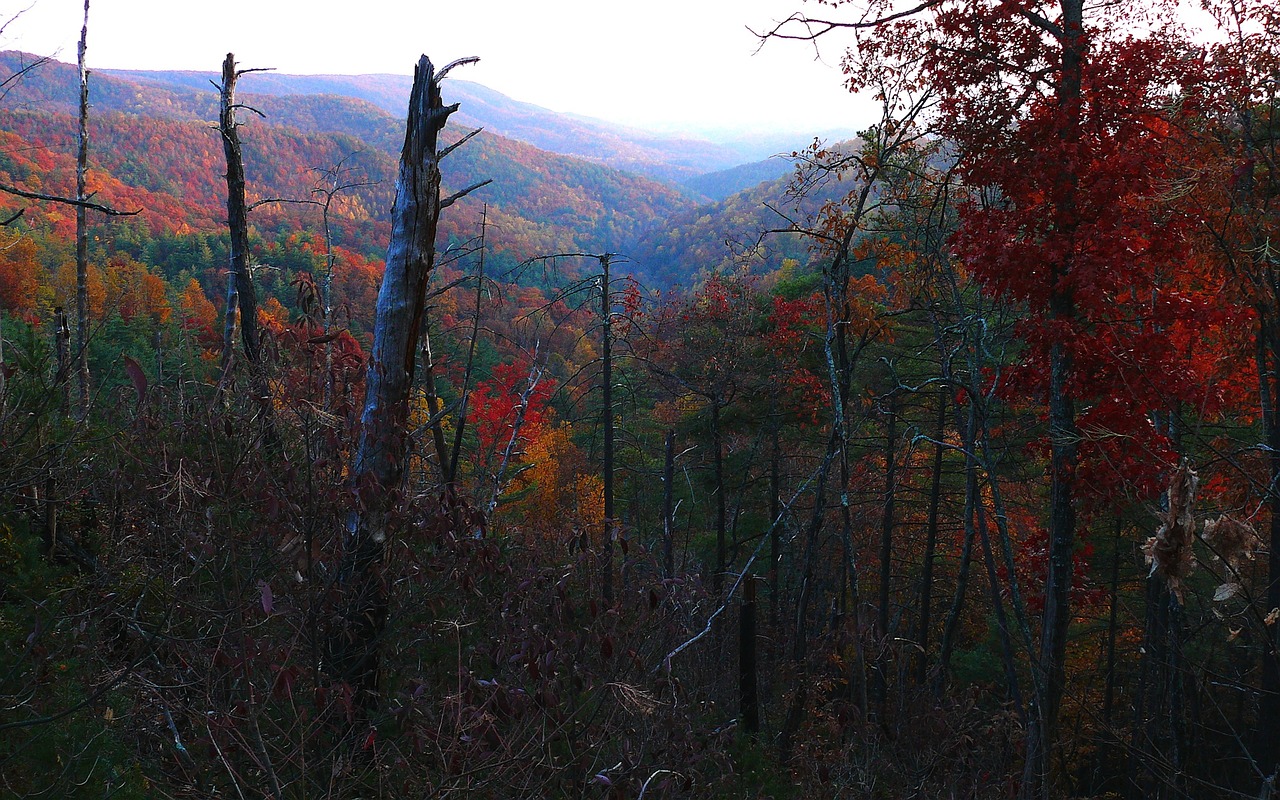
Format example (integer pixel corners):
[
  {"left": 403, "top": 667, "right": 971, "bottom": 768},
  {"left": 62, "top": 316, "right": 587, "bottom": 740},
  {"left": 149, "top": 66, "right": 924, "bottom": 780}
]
[
  {"left": 0, "top": 183, "right": 140, "bottom": 215},
  {"left": 440, "top": 179, "right": 492, "bottom": 209},
  {"left": 437, "top": 56, "right": 480, "bottom": 81},
  {"left": 440, "top": 127, "right": 483, "bottom": 160},
  {"left": 246, "top": 196, "right": 321, "bottom": 212},
  {"left": 752, "top": 1, "right": 945, "bottom": 41}
]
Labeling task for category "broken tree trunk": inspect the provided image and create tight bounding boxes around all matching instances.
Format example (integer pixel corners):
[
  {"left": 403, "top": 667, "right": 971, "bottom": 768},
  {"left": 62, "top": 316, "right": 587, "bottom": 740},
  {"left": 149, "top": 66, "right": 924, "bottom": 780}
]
[
  {"left": 74, "top": 0, "right": 90, "bottom": 419},
  {"left": 335, "top": 54, "right": 484, "bottom": 703},
  {"left": 218, "top": 53, "right": 261, "bottom": 372}
]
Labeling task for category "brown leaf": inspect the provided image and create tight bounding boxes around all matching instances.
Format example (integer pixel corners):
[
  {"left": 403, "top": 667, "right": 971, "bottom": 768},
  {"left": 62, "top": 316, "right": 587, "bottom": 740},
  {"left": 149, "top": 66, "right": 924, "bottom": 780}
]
[
  {"left": 122, "top": 354, "right": 148, "bottom": 405},
  {"left": 1204, "top": 515, "right": 1260, "bottom": 572},
  {"left": 1146, "top": 462, "right": 1198, "bottom": 600}
]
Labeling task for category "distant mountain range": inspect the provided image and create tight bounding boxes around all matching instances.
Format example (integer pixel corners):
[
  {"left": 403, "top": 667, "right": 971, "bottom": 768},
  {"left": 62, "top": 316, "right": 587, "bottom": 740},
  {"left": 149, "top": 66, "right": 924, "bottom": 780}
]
[
  {"left": 0, "top": 50, "right": 861, "bottom": 286},
  {"left": 94, "top": 64, "right": 852, "bottom": 189}
]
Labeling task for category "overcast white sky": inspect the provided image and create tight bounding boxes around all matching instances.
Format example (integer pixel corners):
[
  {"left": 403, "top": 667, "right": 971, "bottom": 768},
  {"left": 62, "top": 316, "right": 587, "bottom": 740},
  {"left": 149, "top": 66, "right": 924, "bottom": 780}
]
[{"left": 0, "top": 0, "right": 875, "bottom": 138}]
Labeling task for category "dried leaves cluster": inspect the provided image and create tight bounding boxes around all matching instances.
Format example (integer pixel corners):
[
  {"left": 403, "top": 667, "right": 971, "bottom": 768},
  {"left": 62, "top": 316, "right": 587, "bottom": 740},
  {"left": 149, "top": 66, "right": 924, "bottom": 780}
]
[{"left": 1143, "top": 462, "right": 1265, "bottom": 610}]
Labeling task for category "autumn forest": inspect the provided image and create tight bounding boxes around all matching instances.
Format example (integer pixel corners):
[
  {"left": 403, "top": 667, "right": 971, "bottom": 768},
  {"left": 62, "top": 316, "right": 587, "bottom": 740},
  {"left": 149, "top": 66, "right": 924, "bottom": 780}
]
[{"left": 0, "top": 0, "right": 1278, "bottom": 798}]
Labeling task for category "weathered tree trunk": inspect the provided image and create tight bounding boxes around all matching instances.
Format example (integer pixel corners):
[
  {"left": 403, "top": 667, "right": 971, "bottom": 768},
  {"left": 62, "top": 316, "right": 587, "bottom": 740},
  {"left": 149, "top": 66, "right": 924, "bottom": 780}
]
[
  {"left": 74, "top": 0, "right": 90, "bottom": 419},
  {"left": 336, "top": 54, "right": 482, "bottom": 703},
  {"left": 218, "top": 53, "right": 260, "bottom": 372}
]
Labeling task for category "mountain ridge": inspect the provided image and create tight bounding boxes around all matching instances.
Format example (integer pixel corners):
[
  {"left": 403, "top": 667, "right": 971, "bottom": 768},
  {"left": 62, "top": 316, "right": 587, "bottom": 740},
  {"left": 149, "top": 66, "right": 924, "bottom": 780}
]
[
  {"left": 93, "top": 62, "right": 856, "bottom": 183},
  {"left": 0, "top": 51, "right": 696, "bottom": 276}
]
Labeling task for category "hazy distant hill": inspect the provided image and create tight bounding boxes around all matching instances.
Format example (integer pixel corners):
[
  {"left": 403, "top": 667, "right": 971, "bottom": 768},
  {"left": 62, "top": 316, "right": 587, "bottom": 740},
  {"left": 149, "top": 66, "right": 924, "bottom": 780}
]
[
  {"left": 680, "top": 156, "right": 798, "bottom": 201},
  {"left": 629, "top": 144, "right": 863, "bottom": 287},
  {"left": 94, "top": 66, "right": 777, "bottom": 182}
]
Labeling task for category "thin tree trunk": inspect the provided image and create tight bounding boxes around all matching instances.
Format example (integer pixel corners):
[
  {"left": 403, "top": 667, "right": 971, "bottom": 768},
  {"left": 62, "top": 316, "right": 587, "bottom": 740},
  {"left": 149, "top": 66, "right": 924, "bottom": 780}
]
[
  {"left": 938, "top": 402, "right": 978, "bottom": 687},
  {"left": 740, "top": 577, "right": 759, "bottom": 733},
  {"left": 42, "top": 476, "right": 56, "bottom": 560},
  {"left": 975, "top": 475, "right": 1027, "bottom": 723},
  {"left": 876, "top": 394, "right": 898, "bottom": 714},
  {"left": 712, "top": 399, "right": 725, "bottom": 593},
  {"left": 1258, "top": 310, "right": 1280, "bottom": 780},
  {"left": 770, "top": 419, "right": 782, "bottom": 635},
  {"left": 1102, "top": 519, "right": 1121, "bottom": 724},
  {"left": 778, "top": 428, "right": 837, "bottom": 762},
  {"left": 420, "top": 324, "right": 452, "bottom": 482},
  {"left": 74, "top": 0, "right": 90, "bottom": 419},
  {"left": 663, "top": 429, "right": 675, "bottom": 579},
  {"left": 601, "top": 253, "right": 615, "bottom": 605},
  {"left": 0, "top": 314, "right": 6, "bottom": 405},
  {"left": 54, "top": 307, "right": 70, "bottom": 412},
  {"left": 917, "top": 386, "right": 948, "bottom": 684}
]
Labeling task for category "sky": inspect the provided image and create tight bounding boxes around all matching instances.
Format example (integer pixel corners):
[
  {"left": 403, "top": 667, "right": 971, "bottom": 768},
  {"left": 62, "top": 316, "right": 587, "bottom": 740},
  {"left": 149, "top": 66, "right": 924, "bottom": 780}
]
[{"left": 0, "top": 0, "right": 876, "bottom": 139}]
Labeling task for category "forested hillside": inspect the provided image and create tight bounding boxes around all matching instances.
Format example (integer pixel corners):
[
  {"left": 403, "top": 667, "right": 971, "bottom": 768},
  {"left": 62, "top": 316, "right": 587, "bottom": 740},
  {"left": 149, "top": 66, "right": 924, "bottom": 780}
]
[
  {"left": 1, "top": 1, "right": 1278, "bottom": 798},
  {"left": 0, "top": 50, "right": 696, "bottom": 274}
]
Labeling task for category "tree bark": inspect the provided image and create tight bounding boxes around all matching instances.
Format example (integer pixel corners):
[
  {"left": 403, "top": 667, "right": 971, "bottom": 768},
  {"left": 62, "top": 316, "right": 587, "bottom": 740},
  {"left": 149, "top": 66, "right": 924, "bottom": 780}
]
[
  {"left": 917, "top": 386, "right": 947, "bottom": 684},
  {"left": 54, "top": 306, "right": 70, "bottom": 412},
  {"left": 218, "top": 53, "right": 260, "bottom": 372},
  {"left": 1258, "top": 310, "right": 1280, "bottom": 779},
  {"left": 336, "top": 54, "right": 480, "bottom": 703},
  {"left": 770, "top": 419, "right": 782, "bottom": 635},
  {"left": 601, "top": 253, "right": 616, "bottom": 605},
  {"left": 740, "top": 577, "right": 759, "bottom": 733},
  {"left": 712, "top": 399, "right": 726, "bottom": 593},
  {"left": 875, "top": 393, "right": 898, "bottom": 714},
  {"left": 938, "top": 402, "right": 978, "bottom": 687},
  {"left": 663, "top": 429, "right": 675, "bottom": 579},
  {"left": 74, "top": 0, "right": 90, "bottom": 419},
  {"left": 1022, "top": 2, "right": 1085, "bottom": 795}
]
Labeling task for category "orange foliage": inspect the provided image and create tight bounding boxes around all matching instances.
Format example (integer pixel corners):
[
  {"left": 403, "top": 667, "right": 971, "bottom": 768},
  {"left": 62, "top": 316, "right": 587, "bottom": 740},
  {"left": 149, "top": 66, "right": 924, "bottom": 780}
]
[
  {"left": 179, "top": 278, "right": 218, "bottom": 339},
  {"left": 50, "top": 259, "right": 105, "bottom": 319},
  {"left": 0, "top": 233, "right": 42, "bottom": 318},
  {"left": 259, "top": 296, "right": 290, "bottom": 333},
  {"left": 506, "top": 424, "right": 604, "bottom": 540},
  {"left": 103, "top": 256, "right": 172, "bottom": 325}
]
